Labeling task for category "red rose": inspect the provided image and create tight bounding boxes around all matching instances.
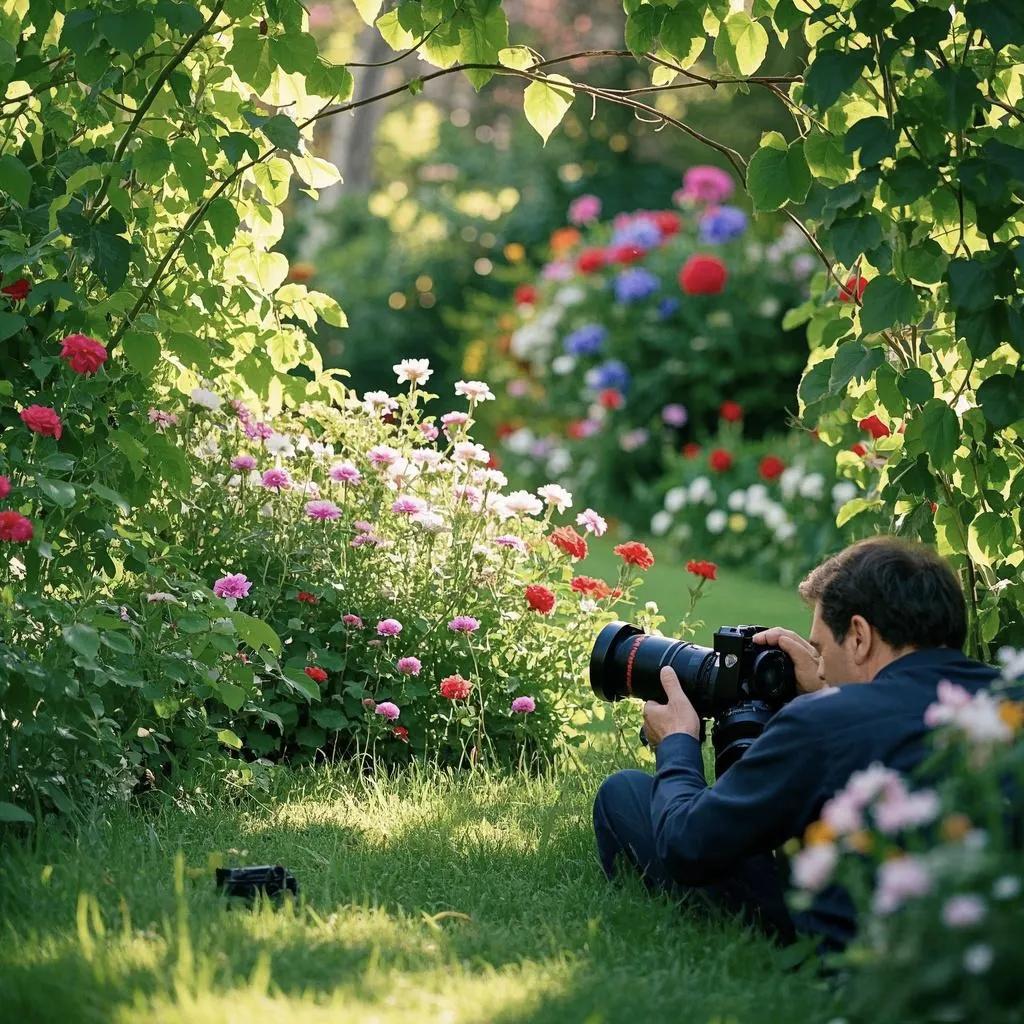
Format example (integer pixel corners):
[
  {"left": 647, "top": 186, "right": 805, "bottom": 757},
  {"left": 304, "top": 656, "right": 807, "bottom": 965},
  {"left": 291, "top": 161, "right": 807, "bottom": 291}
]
[
  {"left": 514, "top": 284, "right": 537, "bottom": 306},
  {"left": 719, "top": 400, "right": 743, "bottom": 422},
  {"left": 20, "top": 404, "right": 62, "bottom": 439},
  {"left": 2, "top": 278, "right": 30, "bottom": 301},
  {"left": 576, "top": 248, "right": 607, "bottom": 274},
  {"left": 758, "top": 455, "right": 785, "bottom": 481},
  {"left": 570, "top": 575, "right": 613, "bottom": 599},
  {"left": 681, "top": 442, "right": 701, "bottom": 459},
  {"left": 0, "top": 475, "right": 10, "bottom": 500},
  {"left": 440, "top": 674, "right": 473, "bottom": 700},
  {"left": 392, "top": 725, "right": 409, "bottom": 742},
  {"left": 296, "top": 590, "right": 318, "bottom": 604},
  {"left": 0, "top": 510, "right": 33, "bottom": 543},
  {"left": 610, "top": 243, "right": 644, "bottom": 265},
  {"left": 613, "top": 541, "right": 655, "bottom": 570},
  {"left": 709, "top": 448, "right": 733, "bottom": 473},
  {"left": 598, "top": 388, "right": 624, "bottom": 410},
  {"left": 850, "top": 442, "right": 867, "bottom": 456},
  {"left": 304, "top": 666, "right": 328, "bottom": 683},
  {"left": 654, "top": 211, "right": 681, "bottom": 237},
  {"left": 549, "top": 526, "right": 588, "bottom": 561},
  {"left": 686, "top": 560, "right": 718, "bottom": 581},
  {"left": 678, "top": 254, "right": 727, "bottom": 295},
  {"left": 525, "top": 584, "right": 556, "bottom": 614},
  {"left": 59, "top": 333, "right": 108, "bottom": 375},
  {"left": 487, "top": 451, "right": 502, "bottom": 470},
  {"left": 839, "top": 275, "right": 868, "bottom": 303},
  {"left": 858, "top": 415, "right": 891, "bottom": 439}
]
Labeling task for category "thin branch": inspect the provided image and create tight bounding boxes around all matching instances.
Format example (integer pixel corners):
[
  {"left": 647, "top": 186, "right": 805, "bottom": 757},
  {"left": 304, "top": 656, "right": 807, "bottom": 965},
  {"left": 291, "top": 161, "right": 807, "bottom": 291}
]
[{"left": 346, "top": 6, "right": 460, "bottom": 68}]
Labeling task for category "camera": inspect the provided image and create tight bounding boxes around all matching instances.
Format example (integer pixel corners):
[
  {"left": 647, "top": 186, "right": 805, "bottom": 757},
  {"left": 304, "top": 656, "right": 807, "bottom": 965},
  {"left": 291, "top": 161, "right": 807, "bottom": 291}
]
[{"left": 589, "top": 622, "right": 797, "bottom": 776}]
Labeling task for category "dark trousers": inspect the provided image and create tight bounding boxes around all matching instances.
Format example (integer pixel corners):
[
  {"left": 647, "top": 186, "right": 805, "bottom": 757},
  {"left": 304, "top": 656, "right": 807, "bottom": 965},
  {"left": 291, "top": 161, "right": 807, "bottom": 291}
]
[{"left": 593, "top": 769, "right": 798, "bottom": 944}]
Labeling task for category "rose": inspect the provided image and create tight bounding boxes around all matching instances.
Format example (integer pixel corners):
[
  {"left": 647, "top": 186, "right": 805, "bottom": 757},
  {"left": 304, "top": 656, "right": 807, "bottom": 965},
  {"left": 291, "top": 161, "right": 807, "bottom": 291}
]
[
  {"left": 0, "top": 510, "right": 33, "bottom": 542},
  {"left": 296, "top": 591, "right": 318, "bottom": 604},
  {"left": 709, "top": 448, "right": 733, "bottom": 472},
  {"left": 839, "top": 275, "right": 868, "bottom": 302},
  {"left": 59, "top": 333, "right": 108, "bottom": 375},
  {"left": 758, "top": 455, "right": 786, "bottom": 481},
  {"left": 549, "top": 526, "right": 588, "bottom": 561},
  {"left": 2, "top": 278, "right": 30, "bottom": 301},
  {"left": 511, "top": 696, "right": 536, "bottom": 714},
  {"left": 678, "top": 254, "right": 728, "bottom": 295},
  {"left": 0, "top": 475, "right": 10, "bottom": 500},
  {"left": 576, "top": 248, "right": 607, "bottom": 273},
  {"left": 304, "top": 666, "right": 328, "bottom": 683},
  {"left": 213, "top": 573, "right": 251, "bottom": 599},
  {"left": 613, "top": 541, "right": 655, "bottom": 570},
  {"left": 524, "top": 584, "right": 556, "bottom": 614},
  {"left": 719, "top": 400, "right": 743, "bottom": 422},
  {"left": 514, "top": 284, "right": 537, "bottom": 306},
  {"left": 440, "top": 675, "right": 473, "bottom": 700},
  {"left": 20, "top": 404, "right": 62, "bottom": 439}
]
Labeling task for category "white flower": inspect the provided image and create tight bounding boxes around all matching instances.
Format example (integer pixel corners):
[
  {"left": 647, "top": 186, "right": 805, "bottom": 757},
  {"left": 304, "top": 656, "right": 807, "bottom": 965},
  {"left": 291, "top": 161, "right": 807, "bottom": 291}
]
[
  {"left": 791, "top": 843, "right": 838, "bottom": 892},
  {"left": 537, "top": 483, "right": 573, "bottom": 512},
  {"left": 798, "top": 473, "right": 825, "bottom": 500},
  {"left": 779, "top": 466, "right": 804, "bottom": 500},
  {"left": 831, "top": 481, "right": 858, "bottom": 507},
  {"left": 651, "top": 510, "right": 672, "bottom": 536},
  {"left": 393, "top": 358, "right": 432, "bottom": 385},
  {"left": 190, "top": 387, "right": 222, "bottom": 410},
  {"left": 956, "top": 691, "right": 1012, "bottom": 744},
  {"left": 387, "top": 458, "right": 421, "bottom": 489},
  {"left": 410, "top": 449, "right": 444, "bottom": 469},
  {"left": 580, "top": 597, "right": 598, "bottom": 614},
  {"left": 963, "top": 944, "right": 994, "bottom": 975},
  {"left": 411, "top": 509, "right": 446, "bottom": 532},
  {"left": 941, "top": 894, "right": 987, "bottom": 928},
  {"left": 757, "top": 297, "right": 781, "bottom": 318},
  {"left": 761, "top": 503, "right": 787, "bottom": 529},
  {"left": 576, "top": 508, "right": 608, "bottom": 537},
  {"left": 992, "top": 875, "right": 1020, "bottom": 900},
  {"left": 745, "top": 484, "right": 769, "bottom": 514},
  {"left": 727, "top": 490, "right": 746, "bottom": 511},
  {"left": 454, "top": 379, "right": 495, "bottom": 403},
  {"left": 264, "top": 432, "right": 295, "bottom": 458},
  {"left": 453, "top": 441, "right": 490, "bottom": 465},
  {"left": 501, "top": 490, "right": 543, "bottom": 517},
  {"left": 552, "top": 355, "right": 576, "bottom": 376},
  {"left": 504, "top": 428, "right": 535, "bottom": 455},
  {"left": 775, "top": 521, "right": 797, "bottom": 542},
  {"left": 473, "top": 467, "right": 508, "bottom": 488},
  {"left": 259, "top": 503, "right": 273, "bottom": 517},
  {"left": 363, "top": 390, "right": 398, "bottom": 414},
  {"left": 706, "top": 509, "right": 727, "bottom": 534},
  {"left": 997, "top": 646, "right": 1024, "bottom": 681},
  {"left": 554, "top": 285, "right": 585, "bottom": 307},
  {"left": 688, "top": 476, "right": 713, "bottom": 504},
  {"left": 146, "top": 592, "right": 179, "bottom": 604},
  {"left": 664, "top": 486, "right": 687, "bottom": 513},
  {"left": 546, "top": 448, "right": 572, "bottom": 476}
]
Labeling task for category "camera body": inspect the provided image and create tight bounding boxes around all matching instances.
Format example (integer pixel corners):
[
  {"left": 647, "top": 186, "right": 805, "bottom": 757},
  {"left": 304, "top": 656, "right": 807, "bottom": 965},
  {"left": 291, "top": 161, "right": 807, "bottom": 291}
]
[{"left": 589, "top": 621, "right": 797, "bottom": 776}]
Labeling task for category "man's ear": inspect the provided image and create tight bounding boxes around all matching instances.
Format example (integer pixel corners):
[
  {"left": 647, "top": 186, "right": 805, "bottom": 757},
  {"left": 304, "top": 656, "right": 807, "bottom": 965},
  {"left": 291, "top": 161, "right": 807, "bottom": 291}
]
[{"left": 847, "top": 614, "right": 874, "bottom": 664}]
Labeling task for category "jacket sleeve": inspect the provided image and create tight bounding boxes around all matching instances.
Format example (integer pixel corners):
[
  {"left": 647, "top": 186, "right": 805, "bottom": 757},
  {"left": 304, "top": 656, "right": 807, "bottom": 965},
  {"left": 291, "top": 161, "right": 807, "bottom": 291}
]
[{"left": 650, "top": 706, "right": 824, "bottom": 885}]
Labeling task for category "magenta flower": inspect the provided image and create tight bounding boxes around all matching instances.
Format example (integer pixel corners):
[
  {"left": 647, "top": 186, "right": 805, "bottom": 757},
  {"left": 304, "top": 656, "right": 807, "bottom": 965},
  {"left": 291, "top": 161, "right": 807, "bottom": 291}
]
[
  {"left": 396, "top": 656, "right": 422, "bottom": 676},
  {"left": 231, "top": 454, "right": 257, "bottom": 471},
  {"left": 367, "top": 444, "right": 399, "bottom": 467},
  {"left": 342, "top": 614, "right": 364, "bottom": 627},
  {"left": 575, "top": 508, "right": 608, "bottom": 537},
  {"left": 329, "top": 462, "right": 362, "bottom": 484},
  {"left": 391, "top": 496, "right": 427, "bottom": 515},
  {"left": 245, "top": 421, "right": 274, "bottom": 440},
  {"left": 677, "top": 165, "right": 735, "bottom": 205},
  {"left": 448, "top": 616, "right": 480, "bottom": 634},
  {"left": 375, "top": 701, "right": 400, "bottom": 721},
  {"left": 511, "top": 696, "right": 536, "bottom": 714},
  {"left": 568, "top": 193, "right": 601, "bottom": 225},
  {"left": 213, "top": 573, "right": 251, "bottom": 599},
  {"left": 377, "top": 618, "right": 403, "bottom": 637},
  {"left": 306, "top": 499, "right": 342, "bottom": 520},
  {"left": 261, "top": 467, "right": 291, "bottom": 490}
]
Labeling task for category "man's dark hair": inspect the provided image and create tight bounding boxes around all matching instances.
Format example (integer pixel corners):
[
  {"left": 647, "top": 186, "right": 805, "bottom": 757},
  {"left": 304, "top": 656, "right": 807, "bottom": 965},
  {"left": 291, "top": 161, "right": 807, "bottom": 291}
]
[{"left": 799, "top": 536, "right": 967, "bottom": 649}]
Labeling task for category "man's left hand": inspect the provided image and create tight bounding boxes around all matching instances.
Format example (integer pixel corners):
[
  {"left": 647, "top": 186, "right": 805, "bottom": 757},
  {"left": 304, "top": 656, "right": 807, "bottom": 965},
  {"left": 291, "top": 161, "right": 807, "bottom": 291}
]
[{"left": 643, "top": 666, "right": 701, "bottom": 747}]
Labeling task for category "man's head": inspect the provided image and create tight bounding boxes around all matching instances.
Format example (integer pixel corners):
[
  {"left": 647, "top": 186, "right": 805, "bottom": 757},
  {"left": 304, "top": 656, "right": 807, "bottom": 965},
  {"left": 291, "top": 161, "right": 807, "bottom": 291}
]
[{"left": 800, "top": 537, "right": 966, "bottom": 686}]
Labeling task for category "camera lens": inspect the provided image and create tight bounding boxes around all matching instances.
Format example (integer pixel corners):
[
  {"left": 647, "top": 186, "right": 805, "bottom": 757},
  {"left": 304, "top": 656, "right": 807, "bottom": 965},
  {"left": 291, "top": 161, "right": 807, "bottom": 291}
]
[
  {"left": 711, "top": 701, "right": 776, "bottom": 776},
  {"left": 751, "top": 648, "right": 796, "bottom": 704}
]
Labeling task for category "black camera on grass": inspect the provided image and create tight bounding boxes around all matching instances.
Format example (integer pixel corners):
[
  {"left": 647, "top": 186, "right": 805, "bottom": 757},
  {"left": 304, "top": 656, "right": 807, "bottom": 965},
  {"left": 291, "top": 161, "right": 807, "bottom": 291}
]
[{"left": 590, "top": 622, "right": 796, "bottom": 776}]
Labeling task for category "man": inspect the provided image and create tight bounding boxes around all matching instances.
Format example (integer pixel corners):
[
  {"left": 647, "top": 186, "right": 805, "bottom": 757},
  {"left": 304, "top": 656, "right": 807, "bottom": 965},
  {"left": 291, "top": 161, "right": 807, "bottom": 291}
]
[{"left": 592, "top": 536, "right": 997, "bottom": 949}]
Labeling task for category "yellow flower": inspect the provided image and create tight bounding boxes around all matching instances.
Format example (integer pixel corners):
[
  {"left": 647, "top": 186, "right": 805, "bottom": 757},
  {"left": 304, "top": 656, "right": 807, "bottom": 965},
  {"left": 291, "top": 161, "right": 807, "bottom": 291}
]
[
  {"left": 728, "top": 513, "right": 747, "bottom": 533},
  {"left": 998, "top": 700, "right": 1024, "bottom": 733},
  {"left": 462, "top": 340, "right": 486, "bottom": 375},
  {"left": 803, "top": 820, "right": 836, "bottom": 846},
  {"left": 504, "top": 242, "right": 525, "bottom": 263},
  {"left": 941, "top": 813, "right": 972, "bottom": 842}
]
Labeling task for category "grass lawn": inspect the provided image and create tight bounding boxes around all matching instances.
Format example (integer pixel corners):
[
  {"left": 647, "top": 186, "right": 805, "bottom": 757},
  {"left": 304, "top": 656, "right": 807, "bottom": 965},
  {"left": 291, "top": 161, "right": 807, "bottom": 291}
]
[{"left": 0, "top": 563, "right": 831, "bottom": 1023}]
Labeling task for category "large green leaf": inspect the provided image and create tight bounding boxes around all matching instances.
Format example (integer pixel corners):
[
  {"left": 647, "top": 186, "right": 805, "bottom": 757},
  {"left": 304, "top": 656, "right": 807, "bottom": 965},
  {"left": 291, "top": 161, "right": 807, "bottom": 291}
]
[
  {"left": 282, "top": 666, "right": 321, "bottom": 702},
  {"left": 0, "top": 155, "right": 32, "bottom": 206},
  {"left": 63, "top": 623, "right": 100, "bottom": 661},
  {"left": 97, "top": 10, "right": 155, "bottom": 52},
  {"left": 171, "top": 138, "right": 206, "bottom": 202},
  {"left": 121, "top": 331, "right": 161, "bottom": 375},
  {"left": 659, "top": 5, "right": 705, "bottom": 68},
  {"left": 713, "top": 12, "right": 769, "bottom": 76},
  {"left": 0, "top": 801, "right": 34, "bottom": 823},
  {"left": 523, "top": 75, "right": 574, "bottom": 145},
  {"left": 904, "top": 399, "right": 960, "bottom": 470},
  {"left": 803, "top": 48, "right": 873, "bottom": 110},
  {"left": 859, "top": 276, "right": 918, "bottom": 333},
  {"left": 976, "top": 373, "right": 1024, "bottom": 428},
  {"left": 746, "top": 135, "right": 810, "bottom": 212},
  {"left": 459, "top": 2, "right": 509, "bottom": 90},
  {"left": 231, "top": 611, "right": 283, "bottom": 655}
]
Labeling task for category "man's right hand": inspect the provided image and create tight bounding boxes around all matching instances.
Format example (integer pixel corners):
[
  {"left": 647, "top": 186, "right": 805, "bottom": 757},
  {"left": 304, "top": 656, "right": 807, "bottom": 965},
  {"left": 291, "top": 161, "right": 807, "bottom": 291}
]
[{"left": 752, "top": 627, "right": 824, "bottom": 694}]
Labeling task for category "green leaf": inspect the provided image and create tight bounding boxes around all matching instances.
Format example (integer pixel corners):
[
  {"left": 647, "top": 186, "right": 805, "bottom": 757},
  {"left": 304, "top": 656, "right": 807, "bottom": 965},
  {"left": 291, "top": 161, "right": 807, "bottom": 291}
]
[
  {"left": 0, "top": 801, "right": 34, "bottom": 824},
  {"left": 747, "top": 134, "right": 810, "bottom": 212},
  {"left": 498, "top": 46, "right": 535, "bottom": 71},
  {"left": 836, "top": 497, "right": 884, "bottom": 528},
  {"left": 157, "top": 1, "right": 206, "bottom": 35},
  {"left": 220, "top": 132, "right": 260, "bottom": 165},
  {"left": 625, "top": 6, "right": 664, "bottom": 56},
  {"left": 976, "top": 373, "right": 1024, "bottom": 429},
  {"left": 659, "top": 5, "right": 705, "bottom": 68},
  {"left": 0, "top": 312, "right": 26, "bottom": 341},
  {"left": 231, "top": 611, "right": 282, "bottom": 655},
  {"left": 313, "top": 707, "right": 347, "bottom": 729},
  {"left": 904, "top": 399, "right": 960, "bottom": 470},
  {"left": 97, "top": 11, "right": 155, "bottom": 52},
  {"left": 803, "top": 48, "right": 873, "bottom": 110},
  {"left": 121, "top": 331, "right": 161, "bottom": 375},
  {"left": 968, "top": 510, "right": 1016, "bottom": 566},
  {"left": 90, "top": 482, "right": 131, "bottom": 515},
  {"left": 63, "top": 623, "right": 100, "bottom": 661},
  {"left": 804, "top": 131, "right": 853, "bottom": 184},
  {"left": 270, "top": 31, "right": 318, "bottom": 74},
  {"left": 932, "top": 66, "right": 981, "bottom": 129},
  {"left": 37, "top": 478, "right": 76, "bottom": 507},
  {"left": 206, "top": 196, "right": 240, "bottom": 248},
  {"left": 844, "top": 116, "right": 897, "bottom": 166},
  {"left": 714, "top": 12, "right": 769, "bottom": 76},
  {"left": 898, "top": 367, "right": 934, "bottom": 405},
  {"left": 282, "top": 667, "right": 321, "bottom": 702},
  {"left": 829, "top": 341, "right": 883, "bottom": 393},
  {"left": 0, "top": 155, "right": 32, "bottom": 206},
  {"left": 85, "top": 225, "right": 130, "bottom": 293},
  {"left": 859, "top": 276, "right": 918, "bottom": 333},
  {"left": 966, "top": 0, "right": 1018, "bottom": 49},
  {"left": 227, "top": 27, "right": 273, "bottom": 92},
  {"left": 254, "top": 114, "right": 301, "bottom": 154},
  {"left": 523, "top": 75, "right": 574, "bottom": 145},
  {"left": 876, "top": 362, "right": 906, "bottom": 416},
  {"left": 171, "top": 138, "right": 206, "bottom": 202},
  {"left": 799, "top": 358, "right": 833, "bottom": 405},
  {"left": 218, "top": 681, "right": 246, "bottom": 712},
  {"left": 947, "top": 258, "right": 996, "bottom": 314},
  {"left": 459, "top": 2, "right": 509, "bottom": 90},
  {"left": 353, "top": 0, "right": 384, "bottom": 25},
  {"left": 902, "top": 239, "right": 947, "bottom": 285},
  {"left": 305, "top": 59, "right": 353, "bottom": 101},
  {"left": 884, "top": 157, "right": 939, "bottom": 205},
  {"left": 217, "top": 728, "right": 243, "bottom": 750},
  {"left": 829, "top": 215, "right": 882, "bottom": 266},
  {"left": 132, "top": 137, "right": 173, "bottom": 186}
]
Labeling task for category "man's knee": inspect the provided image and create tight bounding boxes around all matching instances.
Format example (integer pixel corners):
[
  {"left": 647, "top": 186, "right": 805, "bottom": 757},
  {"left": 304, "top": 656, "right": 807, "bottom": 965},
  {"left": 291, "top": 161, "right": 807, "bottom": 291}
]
[{"left": 593, "top": 769, "right": 651, "bottom": 830}]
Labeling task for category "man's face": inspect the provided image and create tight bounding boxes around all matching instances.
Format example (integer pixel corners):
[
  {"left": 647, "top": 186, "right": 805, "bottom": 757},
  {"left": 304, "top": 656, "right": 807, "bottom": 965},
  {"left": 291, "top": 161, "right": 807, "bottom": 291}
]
[{"left": 808, "top": 603, "right": 872, "bottom": 686}]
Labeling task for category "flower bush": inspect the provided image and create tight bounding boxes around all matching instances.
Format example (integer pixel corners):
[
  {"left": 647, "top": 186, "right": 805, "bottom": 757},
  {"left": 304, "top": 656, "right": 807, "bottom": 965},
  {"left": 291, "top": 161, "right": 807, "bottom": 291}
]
[
  {"left": 788, "top": 652, "right": 1024, "bottom": 1022},
  {"left": 461, "top": 181, "right": 815, "bottom": 517}
]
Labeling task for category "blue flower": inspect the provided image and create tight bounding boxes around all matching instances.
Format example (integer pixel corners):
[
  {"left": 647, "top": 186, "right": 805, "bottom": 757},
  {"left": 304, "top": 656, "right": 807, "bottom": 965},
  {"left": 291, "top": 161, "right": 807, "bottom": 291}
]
[
  {"left": 585, "top": 359, "right": 631, "bottom": 393},
  {"left": 657, "top": 297, "right": 680, "bottom": 320},
  {"left": 611, "top": 218, "right": 662, "bottom": 249},
  {"left": 563, "top": 323, "right": 608, "bottom": 357},
  {"left": 614, "top": 268, "right": 660, "bottom": 304},
  {"left": 698, "top": 205, "right": 748, "bottom": 244}
]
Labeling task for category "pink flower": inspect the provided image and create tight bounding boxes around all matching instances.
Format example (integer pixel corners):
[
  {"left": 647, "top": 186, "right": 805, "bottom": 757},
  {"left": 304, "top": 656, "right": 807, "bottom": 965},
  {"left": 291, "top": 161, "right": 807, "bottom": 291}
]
[
  {"left": 942, "top": 894, "right": 986, "bottom": 928},
  {"left": 454, "top": 380, "right": 495, "bottom": 403},
  {"left": 511, "top": 696, "right": 536, "bottom": 714},
  {"left": 677, "top": 165, "right": 735, "bottom": 205},
  {"left": 419, "top": 423, "right": 440, "bottom": 441},
  {"left": 213, "top": 573, "right": 251, "bottom": 599},
  {"left": 0, "top": 475, "right": 9, "bottom": 500},
  {"left": 342, "top": 614, "right": 364, "bottom": 627},
  {"left": 568, "top": 193, "right": 602, "bottom": 225},
  {"left": 391, "top": 496, "right": 427, "bottom": 515},
  {"left": 375, "top": 701, "right": 400, "bottom": 721},
  {"left": 924, "top": 679, "right": 973, "bottom": 727},
  {"left": 367, "top": 445, "right": 399, "bottom": 467},
  {"left": 575, "top": 507, "right": 608, "bottom": 537},
  {"left": 873, "top": 856, "right": 932, "bottom": 915},
  {"left": 306, "top": 499, "right": 341, "bottom": 520},
  {"left": 246, "top": 421, "right": 274, "bottom": 440},
  {"left": 261, "top": 468, "right": 291, "bottom": 490},
  {"left": 791, "top": 843, "right": 838, "bottom": 892},
  {"left": 148, "top": 408, "right": 179, "bottom": 430},
  {"left": 59, "top": 333, "right": 108, "bottom": 374},
  {"left": 821, "top": 792, "right": 862, "bottom": 835},
  {"left": 231, "top": 454, "right": 257, "bottom": 471},
  {"left": 448, "top": 616, "right": 480, "bottom": 633},
  {"left": 354, "top": 520, "right": 374, "bottom": 533},
  {"left": 20, "top": 404, "right": 62, "bottom": 439},
  {"left": 377, "top": 618, "right": 403, "bottom": 637},
  {"left": 452, "top": 484, "right": 483, "bottom": 508},
  {"left": 440, "top": 411, "right": 470, "bottom": 431},
  {"left": 396, "top": 656, "right": 422, "bottom": 675},
  {"left": 873, "top": 785, "right": 940, "bottom": 834},
  {"left": 494, "top": 535, "right": 527, "bottom": 553},
  {"left": 329, "top": 462, "right": 362, "bottom": 484}
]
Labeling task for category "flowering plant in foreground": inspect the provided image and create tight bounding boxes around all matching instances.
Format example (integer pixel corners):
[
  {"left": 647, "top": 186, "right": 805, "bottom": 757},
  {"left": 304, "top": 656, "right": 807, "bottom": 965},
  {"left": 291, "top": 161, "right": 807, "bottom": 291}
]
[{"left": 787, "top": 654, "right": 1024, "bottom": 1023}]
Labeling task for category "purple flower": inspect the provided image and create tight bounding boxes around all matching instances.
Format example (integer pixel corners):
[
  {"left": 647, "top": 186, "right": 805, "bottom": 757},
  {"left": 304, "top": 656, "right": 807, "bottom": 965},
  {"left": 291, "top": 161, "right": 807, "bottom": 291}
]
[
  {"left": 511, "top": 696, "right": 536, "bottom": 714},
  {"left": 448, "top": 616, "right": 481, "bottom": 633},
  {"left": 495, "top": 535, "right": 527, "bottom": 552},
  {"left": 375, "top": 701, "right": 400, "bottom": 721},
  {"left": 306, "top": 499, "right": 341, "bottom": 520},
  {"left": 657, "top": 297, "right": 680, "bottom": 320},
  {"left": 396, "top": 656, "right": 422, "bottom": 676},
  {"left": 214, "top": 573, "right": 251, "bottom": 599},
  {"left": 377, "top": 618, "right": 403, "bottom": 637},
  {"left": 585, "top": 359, "right": 631, "bottom": 393},
  {"left": 261, "top": 467, "right": 291, "bottom": 490},
  {"left": 678, "top": 165, "right": 735, "bottom": 205},
  {"left": 541, "top": 260, "right": 573, "bottom": 281},
  {"left": 568, "top": 194, "right": 601, "bottom": 224},
  {"left": 613, "top": 268, "right": 659, "bottom": 304},
  {"left": 231, "top": 454, "right": 257, "bottom": 471},
  {"left": 563, "top": 324, "right": 607, "bottom": 357},
  {"left": 662, "top": 403, "right": 688, "bottom": 427},
  {"left": 699, "top": 205, "right": 748, "bottom": 244},
  {"left": 611, "top": 217, "right": 661, "bottom": 249},
  {"left": 329, "top": 462, "right": 362, "bottom": 484}
]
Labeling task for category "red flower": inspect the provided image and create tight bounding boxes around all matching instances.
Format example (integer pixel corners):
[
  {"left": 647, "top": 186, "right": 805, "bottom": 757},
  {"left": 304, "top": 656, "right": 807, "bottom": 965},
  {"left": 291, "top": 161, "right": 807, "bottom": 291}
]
[
  {"left": 930, "top": 502, "right": 938, "bottom": 514},
  {"left": 525, "top": 584, "right": 556, "bottom": 614},
  {"left": 20, "top": 404, "right": 62, "bottom": 439},
  {"left": 392, "top": 725, "right": 409, "bottom": 742},
  {"left": 567, "top": 419, "right": 591, "bottom": 440},
  {"left": 858, "top": 415, "right": 891, "bottom": 439},
  {"left": 679, "top": 255, "right": 728, "bottom": 295},
  {"left": 613, "top": 541, "right": 655, "bottom": 570},
  {"left": 686, "top": 559, "right": 718, "bottom": 581},
  {"left": 440, "top": 674, "right": 473, "bottom": 700},
  {"left": 839, "top": 275, "right": 867, "bottom": 302},
  {"left": 549, "top": 526, "right": 588, "bottom": 561},
  {"left": 2, "top": 278, "right": 30, "bottom": 301},
  {"left": 654, "top": 211, "right": 681, "bottom": 237},
  {"left": 709, "top": 448, "right": 733, "bottom": 473},
  {"left": 0, "top": 510, "right": 33, "bottom": 543},
  {"left": 296, "top": 591, "right": 318, "bottom": 604},
  {"left": 304, "top": 666, "right": 328, "bottom": 683},
  {"left": 758, "top": 455, "right": 785, "bottom": 481},
  {"left": 610, "top": 243, "right": 645, "bottom": 265},
  {"left": 570, "top": 575, "right": 614, "bottom": 599},
  {"left": 850, "top": 442, "right": 867, "bottom": 456},
  {"left": 514, "top": 284, "right": 537, "bottom": 306},
  {"left": 598, "top": 388, "right": 624, "bottom": 410},
  {"left": 496, "top": 421, "right": 520, "bottom": 439},
  {"left": 681, "top": 442, "right": 701, "bottom": 459},
  {"left": 59, "top": 333, "right": 108, "bottom": 375},
  {"left": 487, "top": 451, "right": 502, "bottom": 470},
  {"left": 576, "top": 248, "right": 607, "bottom": 274},
  {"left": 287, "top": 262, "right": 315, "bottom": 283},
  {"left": 0, "top": 475, "right": 9, "bottom": 500},
  {"left": 719, "top": 400, "right": 743, "bottom": 422}
]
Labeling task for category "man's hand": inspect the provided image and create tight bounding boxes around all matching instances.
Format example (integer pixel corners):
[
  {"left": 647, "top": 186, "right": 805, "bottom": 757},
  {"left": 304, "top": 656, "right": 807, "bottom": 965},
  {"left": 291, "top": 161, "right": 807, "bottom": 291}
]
[
  {"left": 752, "top": 626, "right": 823, "bottom": 694},
  {"left": 644, "top": 667, "right": 701, "bottom": 747}
]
